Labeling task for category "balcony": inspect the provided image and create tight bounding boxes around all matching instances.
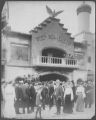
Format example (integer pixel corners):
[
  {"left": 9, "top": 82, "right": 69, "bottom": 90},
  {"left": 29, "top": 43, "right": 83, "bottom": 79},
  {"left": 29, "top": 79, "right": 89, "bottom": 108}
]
[{"left": 32, "top": 56, "right": 79, "bottom": 68}]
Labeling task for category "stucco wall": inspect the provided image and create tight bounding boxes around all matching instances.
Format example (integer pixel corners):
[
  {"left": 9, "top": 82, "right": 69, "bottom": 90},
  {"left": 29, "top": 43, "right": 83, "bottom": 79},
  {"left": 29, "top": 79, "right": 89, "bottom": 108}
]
[
  {"left": 5, "top": 66, "right": 36, "bottom": 82},
  {"left": 6, "top": 36, "right": 31, "bottom": 65},
  {"left": 73, "top": 70, "right": 87, "bottom": 83}
]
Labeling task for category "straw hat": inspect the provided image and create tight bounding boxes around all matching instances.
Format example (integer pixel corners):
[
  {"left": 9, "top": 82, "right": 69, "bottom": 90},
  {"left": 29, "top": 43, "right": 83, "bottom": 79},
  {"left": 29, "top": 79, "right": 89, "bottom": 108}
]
[
  {"left": 36, "top": 85, "right": 43, "bottom": 93},
  {"left": 19, "top": 80, "right": 23, "bottom": 84},
  {"left": 56, "top": 79, "right": 60, "bottom": 83}
]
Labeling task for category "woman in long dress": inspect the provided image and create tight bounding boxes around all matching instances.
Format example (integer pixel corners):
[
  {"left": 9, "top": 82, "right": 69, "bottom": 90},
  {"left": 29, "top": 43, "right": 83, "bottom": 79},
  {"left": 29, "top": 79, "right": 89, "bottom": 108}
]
[
  {"left": 63, "top": 81, "right": 74, "bottom": 114},
  {"left": 76, "top": 81, "right": 86, "bottom": 112},
  {"left": 4, "top": 81, "right": 16, "bottom": 118}
]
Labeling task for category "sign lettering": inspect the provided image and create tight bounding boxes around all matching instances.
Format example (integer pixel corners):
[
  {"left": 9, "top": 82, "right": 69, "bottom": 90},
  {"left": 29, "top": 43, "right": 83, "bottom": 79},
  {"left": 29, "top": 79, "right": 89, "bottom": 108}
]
[
  {"left": 48, "top": 34, "right": 56, "bottom": 40},
  {"left": 36, "top": 34, "right": 47, "bottom": 41},
  {"left": 35, "top": 33, "right": 72, "bottom": 46}
]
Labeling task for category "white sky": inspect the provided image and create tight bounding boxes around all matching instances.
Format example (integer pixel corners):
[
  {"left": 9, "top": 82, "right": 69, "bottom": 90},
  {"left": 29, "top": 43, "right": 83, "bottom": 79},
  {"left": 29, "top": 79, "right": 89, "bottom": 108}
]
[{"left": 8, "top": 1, "right": 95, "bottom": 36}]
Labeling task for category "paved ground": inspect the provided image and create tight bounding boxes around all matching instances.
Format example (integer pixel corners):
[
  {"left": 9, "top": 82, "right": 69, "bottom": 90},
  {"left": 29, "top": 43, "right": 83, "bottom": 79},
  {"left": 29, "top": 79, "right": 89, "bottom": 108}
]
[{"left": 15, "top": 104, "right": 95, "bottom": 119}]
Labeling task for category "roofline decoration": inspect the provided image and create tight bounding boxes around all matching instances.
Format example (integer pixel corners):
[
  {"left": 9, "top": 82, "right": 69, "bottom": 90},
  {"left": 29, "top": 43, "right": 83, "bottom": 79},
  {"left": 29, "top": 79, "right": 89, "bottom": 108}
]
[
  {"left": 46, "top": 5, "right": 64, "bottom": 18},
  {"left": 29, "top": 6, "right": 74, "bottom": 40},
  {"left": 30, "top": 16, "right": 74, "bottom": 39}
]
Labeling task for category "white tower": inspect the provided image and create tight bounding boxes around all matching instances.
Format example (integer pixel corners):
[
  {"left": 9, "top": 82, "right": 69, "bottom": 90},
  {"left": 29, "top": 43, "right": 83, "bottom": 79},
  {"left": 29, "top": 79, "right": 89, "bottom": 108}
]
[
  {"left": 77, "top": 2, "right": 91, "bottom": 33},
  {"left": 74, "top": 2, "right": 95, "bottom": 82}
]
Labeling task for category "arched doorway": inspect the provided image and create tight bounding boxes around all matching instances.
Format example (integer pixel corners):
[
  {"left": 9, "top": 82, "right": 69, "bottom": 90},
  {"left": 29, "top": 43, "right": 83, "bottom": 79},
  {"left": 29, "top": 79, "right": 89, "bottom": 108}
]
[
  {"left": 39, "top": 72, "right": 68, "bottom": 82},
  {"left": 42, "top": 47, "right": 66, "bottom": 58}
]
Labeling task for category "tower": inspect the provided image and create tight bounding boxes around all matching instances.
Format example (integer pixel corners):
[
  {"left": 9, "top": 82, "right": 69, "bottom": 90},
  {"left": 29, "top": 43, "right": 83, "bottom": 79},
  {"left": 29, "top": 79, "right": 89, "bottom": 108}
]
[
  {"left": 77, "top": 2, "right": 91, "bottom": 33},
  {"left": 74, "top": 1, "right": 95, "bottom": 82}
]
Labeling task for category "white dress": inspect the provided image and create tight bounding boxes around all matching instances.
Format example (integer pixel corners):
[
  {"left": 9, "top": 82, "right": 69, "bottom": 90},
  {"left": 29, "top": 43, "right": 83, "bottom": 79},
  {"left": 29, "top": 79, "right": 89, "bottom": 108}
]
[
  {"left": 76, "top": 86, "right": 86, "bottom": 112},
  {"left": 4, "top": 84, "right": 16, "bottom": 118}
]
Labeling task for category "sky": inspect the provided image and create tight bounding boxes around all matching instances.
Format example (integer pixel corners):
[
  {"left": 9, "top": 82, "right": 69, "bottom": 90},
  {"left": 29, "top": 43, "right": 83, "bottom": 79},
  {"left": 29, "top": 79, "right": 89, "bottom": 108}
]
[{"left": 7, "top": 1, "right": 95, "bottom": 37}]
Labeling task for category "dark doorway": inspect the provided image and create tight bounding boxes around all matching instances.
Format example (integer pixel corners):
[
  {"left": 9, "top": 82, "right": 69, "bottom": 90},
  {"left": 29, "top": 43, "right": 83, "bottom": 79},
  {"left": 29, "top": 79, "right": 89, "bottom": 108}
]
[
  {"left": 42, "top": 47, "right": 66, "bottom": 58},
  {"left": 40, "top": 73, "right": 68, "bottom": 82}
]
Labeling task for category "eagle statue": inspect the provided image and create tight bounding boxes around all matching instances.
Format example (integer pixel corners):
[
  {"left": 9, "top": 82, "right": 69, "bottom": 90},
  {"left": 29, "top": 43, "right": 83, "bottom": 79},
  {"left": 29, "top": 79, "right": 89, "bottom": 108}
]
[{"left": 46, "top": 5, "right": 64, "bottom": 18}]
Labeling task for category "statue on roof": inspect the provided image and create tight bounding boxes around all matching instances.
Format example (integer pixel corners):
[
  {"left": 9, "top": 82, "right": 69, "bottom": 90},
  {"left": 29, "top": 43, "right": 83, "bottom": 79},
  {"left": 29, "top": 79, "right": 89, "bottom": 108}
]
[{"left": 46, "top": 5, "right": 63, "bottom": 18}]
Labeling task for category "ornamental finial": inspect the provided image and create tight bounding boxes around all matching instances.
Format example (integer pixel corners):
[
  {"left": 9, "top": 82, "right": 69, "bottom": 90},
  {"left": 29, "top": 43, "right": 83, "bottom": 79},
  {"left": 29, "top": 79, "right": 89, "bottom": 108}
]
[{"left": 46, "top": 5, "right": 64, "bottom": 18}]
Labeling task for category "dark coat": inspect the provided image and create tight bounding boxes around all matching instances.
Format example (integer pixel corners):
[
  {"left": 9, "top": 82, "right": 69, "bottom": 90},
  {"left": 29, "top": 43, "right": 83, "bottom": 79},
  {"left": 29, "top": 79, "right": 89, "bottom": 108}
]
[
  {"left": 49, "top": 85, "right": 54, "bottom": 96},
  {"left": 15, "top": 85, "right": 23, "bottom": 100},
  {"left": 48, "top": 85, "right": 54, "bottom": 107},
  {"left": 41, "top": 86, "right": 48, "bottom": 99},
  {"left": 55, "top": 85, "right": 63, "bottom": 99},
  {"left": 21, "top": 84, "right": 29, "bottom": 100},
  {"left": 29, "top": 85, "right": 36, "bottom": 105},
  {"left": 41, "top": 86, "right": 49, "bottom": 104}
]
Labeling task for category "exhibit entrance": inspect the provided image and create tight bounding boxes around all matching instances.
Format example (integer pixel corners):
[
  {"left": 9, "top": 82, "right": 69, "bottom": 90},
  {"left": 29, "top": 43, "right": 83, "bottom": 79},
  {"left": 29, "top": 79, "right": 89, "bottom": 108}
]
[{"left": 39, "top": 72, "right": 68, "bottom": 82}]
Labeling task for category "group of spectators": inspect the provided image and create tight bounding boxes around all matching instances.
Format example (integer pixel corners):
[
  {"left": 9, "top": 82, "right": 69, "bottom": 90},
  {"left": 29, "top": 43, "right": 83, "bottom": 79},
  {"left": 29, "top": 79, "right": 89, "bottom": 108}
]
[{"left": 1, "top": 76, "right": 95, "bottom": 119}]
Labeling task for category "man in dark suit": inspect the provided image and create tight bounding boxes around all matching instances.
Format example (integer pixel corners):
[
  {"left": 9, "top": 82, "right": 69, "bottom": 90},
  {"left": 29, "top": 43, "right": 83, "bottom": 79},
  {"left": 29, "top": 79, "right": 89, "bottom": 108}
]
[
  {"left": 21, "top": 81, "right": 29, "bottom": 114},
  {"left": 84, "top": 80, "right": 94, "bottom": 108},
  {"left": 14, "top": 81, "right": 24, "bottom": 114},
  {"left": 41, "top": 82, "right": 49, "bottom": 110},
  {"left": 54, "top": 79, "right": 63, "bottom": 115},
  {"left": 29, "top": 82, "right": 36, "bottom": 112},
  {"left": 48, "top": 81, "right": 54, "bottom": 110}
]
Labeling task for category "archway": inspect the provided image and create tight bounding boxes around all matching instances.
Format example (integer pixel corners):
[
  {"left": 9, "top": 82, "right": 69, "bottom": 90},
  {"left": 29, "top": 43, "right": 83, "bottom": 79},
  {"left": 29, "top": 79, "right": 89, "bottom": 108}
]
[
  {"left": 42, "top": 47, "right": 66, "bottom": 58},
  {"left": 39, "top": 72, "right": 68, "bottom": 82}
]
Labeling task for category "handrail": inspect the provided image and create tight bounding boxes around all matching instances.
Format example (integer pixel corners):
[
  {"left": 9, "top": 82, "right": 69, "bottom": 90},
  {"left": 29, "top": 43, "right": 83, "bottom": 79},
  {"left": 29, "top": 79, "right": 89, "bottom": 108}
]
[
  {"left": 41, "top": 56, "right": 76, "bottom": 60},
  {"left": 40, "top": 56, "right": 77, "bottom": 61},
  {"left": 39, "top": 56, "right": 77, "bottom": 65},
  {"left": 32, "top": 56, "right": 78, "bottom": 67}
]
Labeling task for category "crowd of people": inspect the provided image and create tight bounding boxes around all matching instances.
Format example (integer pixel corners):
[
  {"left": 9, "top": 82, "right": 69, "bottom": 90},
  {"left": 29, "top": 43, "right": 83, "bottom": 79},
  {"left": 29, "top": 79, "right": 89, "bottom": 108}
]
[{"left": 1, "top": 76, "right": 95, "bottom": 119}]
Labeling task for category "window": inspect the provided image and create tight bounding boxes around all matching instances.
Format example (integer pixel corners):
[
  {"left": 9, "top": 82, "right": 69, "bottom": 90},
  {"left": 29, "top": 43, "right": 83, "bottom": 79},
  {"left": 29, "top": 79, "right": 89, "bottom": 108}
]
[
  {"left": 88, "top": 56, "right": 91, "bottom": 63},
  {"left": 1, "top": 65, "right": 5, "bottom": 79},
  {"left": 11, "top": 43, "right": 29, "bottom": 61}
]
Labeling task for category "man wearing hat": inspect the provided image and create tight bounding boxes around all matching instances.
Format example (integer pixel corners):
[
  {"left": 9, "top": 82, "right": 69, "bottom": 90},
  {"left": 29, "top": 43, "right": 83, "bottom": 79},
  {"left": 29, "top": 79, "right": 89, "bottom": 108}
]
[
  {"left": 21, "top": 80, "right": 29, "bottom": 114},
  {"left": 35, "top": 85, "right": 43, "bottom": 119},
  {"left": 54, "top": 79, "right": 63, "bottom": 115},
  {"left": 41, "top": 82, "right": 49, "bottom": 110},
  {"left": 84, "top": 80, "right": 94, "bottom": 108},
  {"left": 48, "top": 81, "right": 54, "bottom": 110}
]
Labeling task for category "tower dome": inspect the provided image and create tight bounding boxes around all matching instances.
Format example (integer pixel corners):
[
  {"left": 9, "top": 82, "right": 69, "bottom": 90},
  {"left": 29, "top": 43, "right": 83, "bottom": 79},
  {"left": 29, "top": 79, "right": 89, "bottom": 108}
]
[
  {"left": 76, "top": 2, "right": 91, "bottom": 33},
  {"left": 77, "top": 3, "right": 91, "bottom": 15}
]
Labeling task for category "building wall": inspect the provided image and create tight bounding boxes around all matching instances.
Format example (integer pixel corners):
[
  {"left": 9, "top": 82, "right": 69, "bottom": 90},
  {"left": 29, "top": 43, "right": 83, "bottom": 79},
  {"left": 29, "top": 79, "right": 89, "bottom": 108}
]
[
  {"left": 31, "top": 20, "right": 74, "bottom": 65},
  {"left": 73, "top": 70, "right": 88, "bottom": 83},
  {"left": 6, "top": 35, "right": 31, "bottom": 65},
  {"left": 2, "top": 32, "right": 32, "bottom": 81},
  {"left": 5, "top": 66, "right": 36, "bottom": 82}
]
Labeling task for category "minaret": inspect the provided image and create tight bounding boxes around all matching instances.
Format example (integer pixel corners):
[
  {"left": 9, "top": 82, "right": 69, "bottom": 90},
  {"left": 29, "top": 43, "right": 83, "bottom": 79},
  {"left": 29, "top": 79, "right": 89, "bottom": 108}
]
[
  {"left": 77, "top": 1, "right": 91, "bottom": 33},
  {"left": 75, "top": 2, "right": 95, "bottom": 81}
]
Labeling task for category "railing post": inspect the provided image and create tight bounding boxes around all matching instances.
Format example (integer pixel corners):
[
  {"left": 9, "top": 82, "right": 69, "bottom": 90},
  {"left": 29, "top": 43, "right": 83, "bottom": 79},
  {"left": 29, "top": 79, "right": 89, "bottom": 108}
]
[{"left": 40, "top": 56, "right": 78, "bottom": 68}]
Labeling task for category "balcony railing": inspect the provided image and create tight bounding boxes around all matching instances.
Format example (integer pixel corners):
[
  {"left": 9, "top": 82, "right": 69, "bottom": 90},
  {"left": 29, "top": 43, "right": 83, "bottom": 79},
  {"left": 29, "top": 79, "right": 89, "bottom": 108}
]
[{"left": 33, "top": 56, "right": 78, "bottom": 68}]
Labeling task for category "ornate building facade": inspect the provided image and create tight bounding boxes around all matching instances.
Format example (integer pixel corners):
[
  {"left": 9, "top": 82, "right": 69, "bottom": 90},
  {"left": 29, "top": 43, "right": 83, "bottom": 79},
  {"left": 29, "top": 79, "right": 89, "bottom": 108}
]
[{"left": 1, "top": 2, "right": 95, "bottom": 83}]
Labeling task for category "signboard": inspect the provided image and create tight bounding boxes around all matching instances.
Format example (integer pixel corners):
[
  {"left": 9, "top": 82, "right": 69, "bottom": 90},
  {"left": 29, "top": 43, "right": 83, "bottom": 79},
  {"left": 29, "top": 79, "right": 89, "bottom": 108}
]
[
  {"left": 35, "top": 33, "right": 72, "bottom": 46},
  {"left": 35, "top": 33, "right": 56, "bottom": 41}
]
